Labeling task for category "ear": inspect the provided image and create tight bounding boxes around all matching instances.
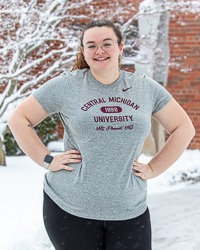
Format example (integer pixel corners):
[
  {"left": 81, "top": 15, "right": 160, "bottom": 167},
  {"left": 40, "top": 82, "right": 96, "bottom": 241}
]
[{"left": 119, "top": 41, "right": 124, "bottom": 56}]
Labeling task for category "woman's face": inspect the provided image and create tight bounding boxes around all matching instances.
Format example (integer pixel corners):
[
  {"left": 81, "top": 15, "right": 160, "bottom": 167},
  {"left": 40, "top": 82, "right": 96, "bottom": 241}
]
[{"left": 82, "top": 26, "right": 124, "bottom": 74}]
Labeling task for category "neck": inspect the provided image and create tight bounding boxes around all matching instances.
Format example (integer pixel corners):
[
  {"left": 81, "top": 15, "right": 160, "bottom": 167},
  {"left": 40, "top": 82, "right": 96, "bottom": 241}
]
[{"left": 90, "top": 68, "right": 120, "bottom": 85}]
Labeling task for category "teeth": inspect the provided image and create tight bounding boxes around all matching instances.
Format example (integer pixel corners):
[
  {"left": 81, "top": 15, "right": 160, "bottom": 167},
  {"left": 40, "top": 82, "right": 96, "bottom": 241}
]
[{"left": 96, "top": 58, "right": 108, "bottom": 61}]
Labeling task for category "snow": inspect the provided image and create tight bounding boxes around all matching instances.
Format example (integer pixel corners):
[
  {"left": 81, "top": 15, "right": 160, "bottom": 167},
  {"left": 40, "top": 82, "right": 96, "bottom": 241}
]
[
  {"left": 142, "top": 149, "right": 200, "bottom": 193},
  {"left": 139, "top": 0, "right": 155, "bottom": 11},
  {"left": 47, "top": 140, "right": 64, "bottom": 152},
  {"left": 0, "top": 147, "right": 200, "bottom": 250},
  {"left": 0, "top": 0, "right": 91, "bottom": 124}
]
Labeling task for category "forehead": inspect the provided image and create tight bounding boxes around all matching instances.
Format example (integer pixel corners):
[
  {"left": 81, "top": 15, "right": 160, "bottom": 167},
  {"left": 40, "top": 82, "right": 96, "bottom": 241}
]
[{"left": 83, "top": 27, "right": 117, "bottom": 44}]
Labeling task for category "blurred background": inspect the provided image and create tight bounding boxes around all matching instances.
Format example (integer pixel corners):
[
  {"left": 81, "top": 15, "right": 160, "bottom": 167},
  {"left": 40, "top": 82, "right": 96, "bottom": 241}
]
[{"left": 0, "top": 0, "right": 200, "bottom": 249}]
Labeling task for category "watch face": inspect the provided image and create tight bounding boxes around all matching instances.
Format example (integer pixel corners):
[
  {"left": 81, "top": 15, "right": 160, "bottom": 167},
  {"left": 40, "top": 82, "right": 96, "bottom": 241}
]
[{"left": 44, "top": 155, "right": 53, "bottom": 163}]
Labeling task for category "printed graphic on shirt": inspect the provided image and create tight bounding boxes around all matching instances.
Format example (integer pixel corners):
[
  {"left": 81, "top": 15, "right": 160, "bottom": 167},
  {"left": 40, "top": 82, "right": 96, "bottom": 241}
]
[
  {"left": 122, "top": 87, "right": 133, "bottom": 92},
  {"left": 81, "top": 96, "right": 140, "bottom": 132}
]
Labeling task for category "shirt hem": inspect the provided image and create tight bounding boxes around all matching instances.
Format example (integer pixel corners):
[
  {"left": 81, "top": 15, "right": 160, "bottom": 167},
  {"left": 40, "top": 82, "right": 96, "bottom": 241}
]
[{"left": 43, "top": 186, "right": 148, "bottom": 221}]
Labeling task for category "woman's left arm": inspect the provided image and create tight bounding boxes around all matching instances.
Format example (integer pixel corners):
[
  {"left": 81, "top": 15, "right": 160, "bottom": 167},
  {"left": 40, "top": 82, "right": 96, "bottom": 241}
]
[{"left": 132, "top": 98, "right": 195, "bottom": 180}]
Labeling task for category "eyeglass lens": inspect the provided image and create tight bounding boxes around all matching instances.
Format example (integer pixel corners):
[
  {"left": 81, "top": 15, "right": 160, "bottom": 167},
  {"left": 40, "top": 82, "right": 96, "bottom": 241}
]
[{"left": 85, "top": 41, "right": 117, "bottom": 54}]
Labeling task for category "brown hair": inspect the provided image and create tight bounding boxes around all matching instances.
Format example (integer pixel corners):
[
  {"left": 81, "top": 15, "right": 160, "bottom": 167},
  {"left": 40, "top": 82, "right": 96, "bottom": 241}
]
[{"left": 70, "top": 20, "right": 123, "bottom": 72}]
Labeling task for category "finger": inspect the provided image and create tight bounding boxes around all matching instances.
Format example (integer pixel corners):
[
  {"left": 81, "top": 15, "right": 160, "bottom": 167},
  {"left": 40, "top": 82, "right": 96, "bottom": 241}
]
[
  {"left": 62, "top": 158, "right": 82, "bottom": 164},
  {"left": 132, "top": 161, "right": 139, "bottom": 167},
  {"left": 65, "top": 150, "right": 81, "bottom": 155},
  {"left": 65, "top": 154, "right": 82, "bottom": 159},
  {"left": 132, "top": 166, "right": 140, "bottom": 172},
  {"left": 134, "top": 171, "right": 145, "bottom": 179},
  {"left": 58, "top": 165, "right": 74, "bottom": 171},
  {"left": 133, "top": 158, "right": 139, "bottom": 166}
]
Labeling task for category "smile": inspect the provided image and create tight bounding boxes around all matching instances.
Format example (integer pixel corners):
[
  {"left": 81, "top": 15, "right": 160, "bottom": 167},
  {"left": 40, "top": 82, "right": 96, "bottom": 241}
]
[{"left": 94, "top": 57, "right": 110, "bottom": 61}]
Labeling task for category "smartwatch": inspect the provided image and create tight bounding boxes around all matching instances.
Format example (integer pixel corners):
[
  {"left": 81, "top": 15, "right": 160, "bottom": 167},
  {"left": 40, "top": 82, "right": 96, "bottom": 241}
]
[{"left": 43, "top": 154, "right": 53, "bottom": 170}]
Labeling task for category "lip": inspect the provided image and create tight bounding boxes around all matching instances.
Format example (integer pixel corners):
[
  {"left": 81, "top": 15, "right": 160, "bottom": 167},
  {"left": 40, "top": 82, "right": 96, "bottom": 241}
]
[{"left": 94, "top": 57, "right": 110, "bottom": 61}]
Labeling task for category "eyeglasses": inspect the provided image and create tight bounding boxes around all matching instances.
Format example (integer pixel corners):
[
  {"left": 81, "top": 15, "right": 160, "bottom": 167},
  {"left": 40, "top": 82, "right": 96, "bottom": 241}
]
[{"left": 84, "top": 41, "right": 119, "bottom": 54}]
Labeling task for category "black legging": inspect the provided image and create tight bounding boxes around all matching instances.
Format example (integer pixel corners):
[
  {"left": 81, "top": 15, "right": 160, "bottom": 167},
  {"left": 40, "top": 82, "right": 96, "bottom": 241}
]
[{"left": 43, "top": 191, "right": 152, "bottom": 250}]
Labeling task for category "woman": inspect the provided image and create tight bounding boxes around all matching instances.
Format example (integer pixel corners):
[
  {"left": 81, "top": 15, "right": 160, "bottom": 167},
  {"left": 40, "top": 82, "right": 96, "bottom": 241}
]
[{"left": 8, "top": 20, "right": 195, "bottom": 250}]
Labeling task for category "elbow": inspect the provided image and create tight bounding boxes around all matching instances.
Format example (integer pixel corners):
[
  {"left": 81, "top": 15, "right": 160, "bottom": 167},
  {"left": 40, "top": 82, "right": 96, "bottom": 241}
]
[
  {"left": 190, "top": 123, "right": 196, "bottom": 140},
  {"left": 7, "top": 110, "right": 31, "bottom": 133},
  {"left": 187, "top": 116, "right": 196, "bottom": 138},
  {"left": 185, "top": 121, "right": 196, "bottom": 142},
  {"left": 7, "top": 110, "right": 19, "bottom": 131},
  {"left": 172, "top": 120, "right": 196, "bottom": 143}
]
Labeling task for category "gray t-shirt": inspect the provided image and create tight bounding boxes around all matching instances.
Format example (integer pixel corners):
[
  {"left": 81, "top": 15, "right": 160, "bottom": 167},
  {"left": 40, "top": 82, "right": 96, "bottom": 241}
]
[{"left": 33, "top": 68, "right": 172, "bottom": 220}]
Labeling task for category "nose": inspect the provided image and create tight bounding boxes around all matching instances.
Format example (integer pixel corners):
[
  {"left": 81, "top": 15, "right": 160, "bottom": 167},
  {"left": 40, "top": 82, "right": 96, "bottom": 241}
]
[{"left": 95, "top": 45, "right": 105, "bottom": 54}]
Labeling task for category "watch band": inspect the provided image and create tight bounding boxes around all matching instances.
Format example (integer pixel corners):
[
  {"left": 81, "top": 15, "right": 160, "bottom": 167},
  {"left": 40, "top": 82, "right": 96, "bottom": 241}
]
[
  {"left": 43, "top": 154, "right": 53, "bottom": 170},
  {"left": 43, "top": 161, "right": 50, "bottom": 170}
]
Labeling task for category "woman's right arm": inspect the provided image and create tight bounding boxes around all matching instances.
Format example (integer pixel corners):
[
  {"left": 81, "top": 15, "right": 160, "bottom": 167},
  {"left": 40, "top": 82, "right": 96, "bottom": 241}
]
[{"left": 7, "top": 94, "right": 81, "bottom": 171}]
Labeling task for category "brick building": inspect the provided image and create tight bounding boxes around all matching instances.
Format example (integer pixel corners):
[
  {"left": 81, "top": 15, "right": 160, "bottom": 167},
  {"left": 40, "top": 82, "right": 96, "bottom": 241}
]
[
  {"left": 1, "top": 0, "right": 200, "bottom": 150},
  {"left": 57, "top": 0, "right": 200, "bottom": 149},
  {"left": 167, "top": 9, "right": 200, "bottom": 148}
]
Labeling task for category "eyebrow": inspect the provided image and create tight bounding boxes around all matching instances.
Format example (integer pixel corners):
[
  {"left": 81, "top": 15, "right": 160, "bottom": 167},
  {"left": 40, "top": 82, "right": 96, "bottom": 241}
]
[{"left": 85, "top": 38, "right": 113, "bottom": 45}]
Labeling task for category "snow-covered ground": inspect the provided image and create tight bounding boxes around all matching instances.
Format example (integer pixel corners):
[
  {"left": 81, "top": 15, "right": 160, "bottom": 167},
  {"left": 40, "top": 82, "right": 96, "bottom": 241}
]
[{"left": 0, "top": 146, "right": 200, "bottom": 250}]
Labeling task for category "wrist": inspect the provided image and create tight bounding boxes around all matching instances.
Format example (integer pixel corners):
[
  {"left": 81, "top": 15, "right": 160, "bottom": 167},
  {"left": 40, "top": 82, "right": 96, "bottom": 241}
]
[
  {"left": 147, "top": 163, "right": 156, "bottom": 179},
  {"left": 43, "top": 154, "right": 53, "bottom": 170}
]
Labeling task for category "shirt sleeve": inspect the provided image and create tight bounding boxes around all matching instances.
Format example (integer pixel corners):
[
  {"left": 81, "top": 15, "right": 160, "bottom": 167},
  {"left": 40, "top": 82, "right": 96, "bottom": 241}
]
[
  {"left": 32, "top": 73, "right": 66, "bottom": 114},
  {"left": 144, "top": 76, "right": 172, "bottom": 115}
]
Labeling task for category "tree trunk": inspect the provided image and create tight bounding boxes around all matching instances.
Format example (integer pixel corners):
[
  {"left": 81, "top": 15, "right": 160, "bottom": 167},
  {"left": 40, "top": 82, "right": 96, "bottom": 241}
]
[{"left": 0, "top": 137, "right": 6, "bottom": 166}]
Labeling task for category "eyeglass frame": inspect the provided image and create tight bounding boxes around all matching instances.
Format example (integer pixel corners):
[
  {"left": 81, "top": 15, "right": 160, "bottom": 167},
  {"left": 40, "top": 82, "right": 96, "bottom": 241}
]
[{"left": 83, "top": 40, "right": 120, "bottom": 55}]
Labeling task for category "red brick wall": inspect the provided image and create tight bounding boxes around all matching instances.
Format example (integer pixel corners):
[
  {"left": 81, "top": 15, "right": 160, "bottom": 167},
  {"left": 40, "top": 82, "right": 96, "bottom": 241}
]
[
  {"left": 57, "top": 1, "right": 200, "bottom": 149},
  {"left": 168, "top": 11, "right": 200, "bottom": 149},
  {"left": 57, "top": 0, "right": 143, "bottom": 139},
  {"left": 1, "top": 0, "right": 199, "bottom": 149},
  {"left": 57, "top": 122, "right": 64, "bottom": 140},
  {"left": 66, "top": 0, "right": 143, "bottom": 23}
]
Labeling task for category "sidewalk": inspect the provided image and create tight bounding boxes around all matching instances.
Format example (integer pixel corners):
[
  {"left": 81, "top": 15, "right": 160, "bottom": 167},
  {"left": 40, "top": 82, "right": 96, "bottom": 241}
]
[
  {"left": 0, "top": 153, "right": 199, "bottom": 250},
  {"left": 148, "top": 184, "right": 200, "bottom": 250}
]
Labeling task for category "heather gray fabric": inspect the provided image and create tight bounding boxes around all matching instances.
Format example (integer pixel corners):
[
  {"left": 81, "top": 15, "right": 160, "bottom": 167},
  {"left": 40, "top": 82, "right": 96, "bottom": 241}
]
[{"left": 33, "top": 69, "right": 172, "bottom": 220}]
